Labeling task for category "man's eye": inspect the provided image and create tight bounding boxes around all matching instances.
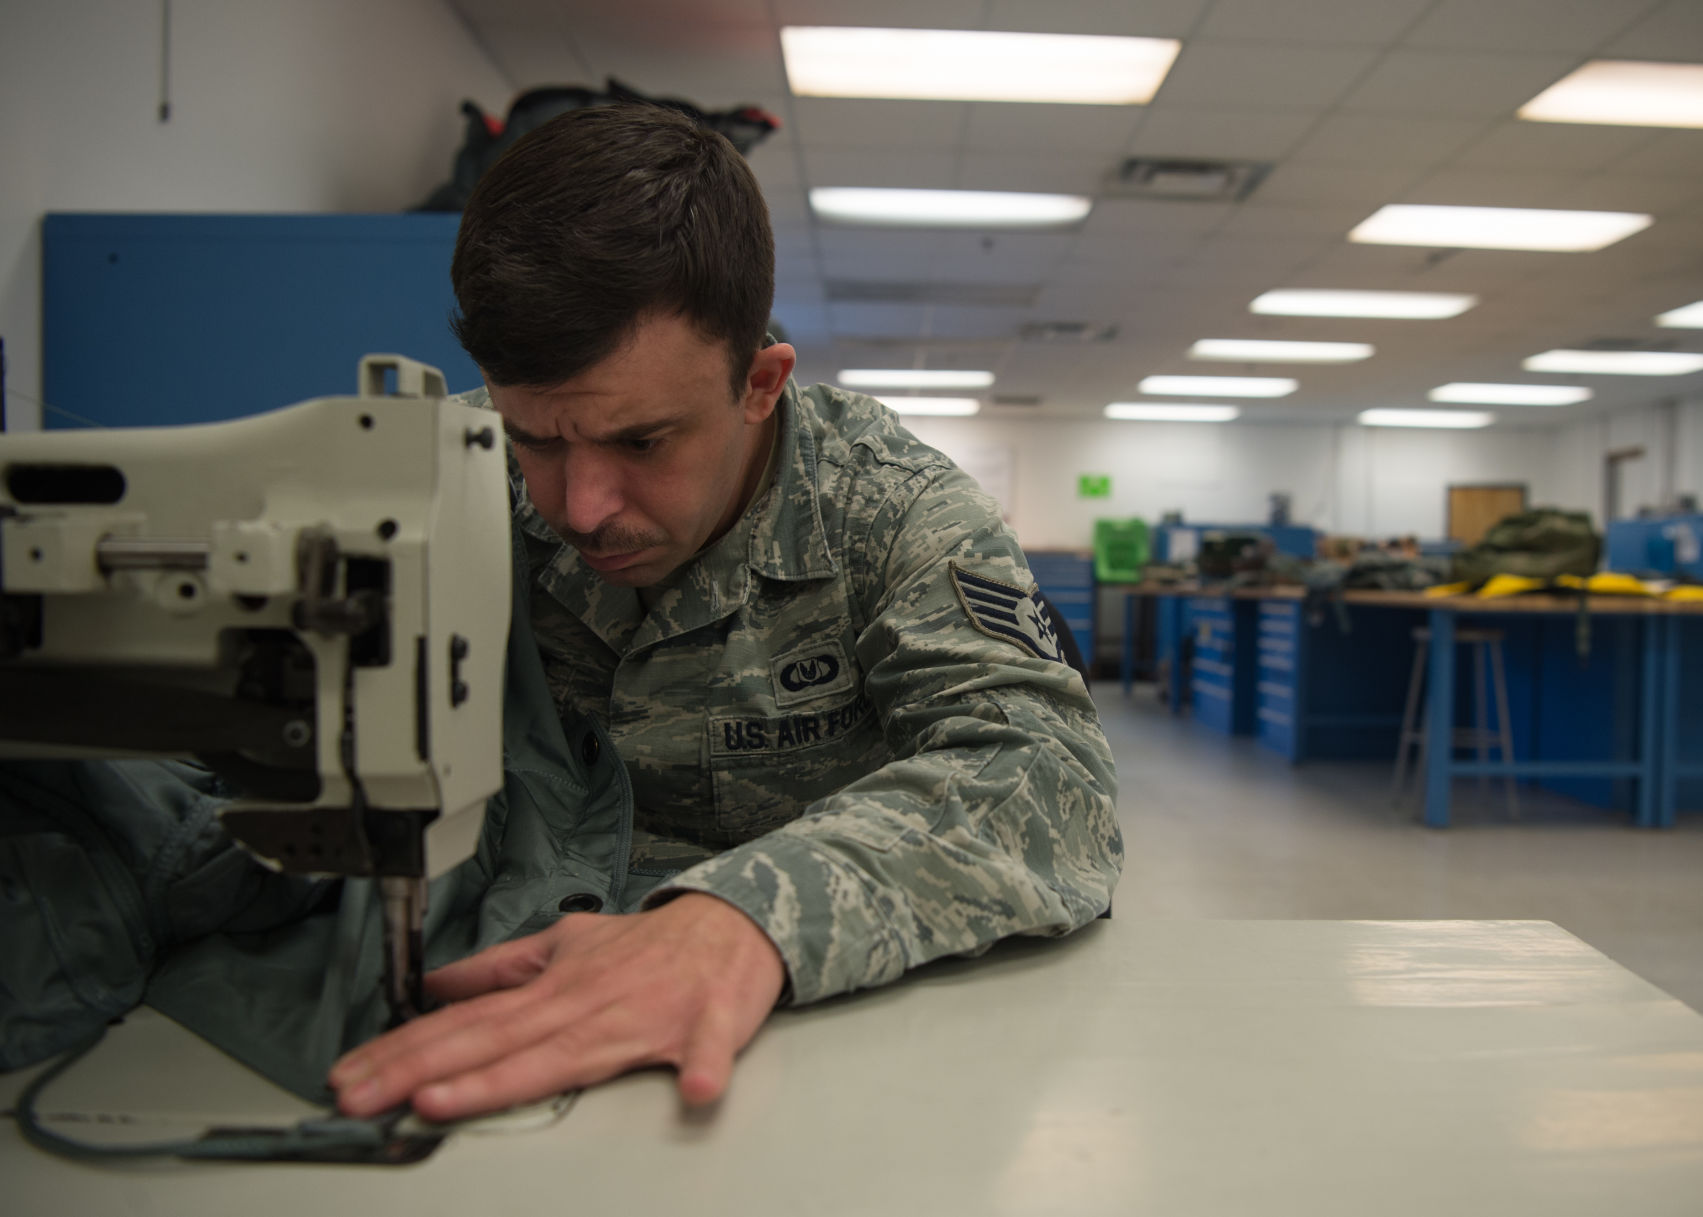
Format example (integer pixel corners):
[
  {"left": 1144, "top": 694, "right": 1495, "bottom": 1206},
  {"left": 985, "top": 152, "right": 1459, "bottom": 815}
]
[{"left": 623, "top": 437, "right": 660, "bottom": 455}]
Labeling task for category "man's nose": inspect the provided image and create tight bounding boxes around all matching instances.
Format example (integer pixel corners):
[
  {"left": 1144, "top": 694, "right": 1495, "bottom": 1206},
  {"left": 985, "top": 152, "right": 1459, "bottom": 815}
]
[{"left": 559, "top": 450, "right": 622, "bottom": 537}]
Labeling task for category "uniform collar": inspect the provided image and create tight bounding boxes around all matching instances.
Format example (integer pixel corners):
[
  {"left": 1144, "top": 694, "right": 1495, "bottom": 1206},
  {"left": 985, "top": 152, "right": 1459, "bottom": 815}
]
[{"left": 745, "top": 379, "right": 838, "bottom": 583}]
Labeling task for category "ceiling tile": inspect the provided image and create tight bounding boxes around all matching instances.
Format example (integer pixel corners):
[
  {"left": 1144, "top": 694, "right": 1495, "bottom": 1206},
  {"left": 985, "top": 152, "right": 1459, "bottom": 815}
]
[
  {"left": 1601, "top": 0, "right": 1703, "bottom": 59},
  {"left": 815, "top": 229, "right": 945, "bottom": 277},
  {"left": 761, "top": 186, "right": 813, "bottom": 228},
  {"left": 770, "top": 0, "right": 986, "bottom": 28},
  {"left": 1551, "top": 173, "right": 1703, "bottom": 215},
  {"left": 1402, "top": 0, "right": 1667, "bottom": 54},
  {"left": 1338, "top": 49, "right": 1581, "bottom": 116},
  {"left": 953, "top": 152, "right": 1112, "bottom": 196},
  {"left": 982, "top": 0, "right": 1211, "bottom": 38},
  {"left": 801, "top": 148, "right": 959, "bottom": 189},
  {"left": 1125, "top": 108, "right": 1320, "bottom": 161},
  {"left": 963, "top": 102, "right": 1144, "bottom": 155},
  {"left": 789, "top": 98, "right": 970, "bottom": 150},
  {"left": 1256, "top": 163, "right": 1426, "bottom": 206},
  {"left": 750, "top": 146, "right": 802, "bottom": 192},
  {"left": 1152, "top": 42, "right": 1382, "bottom": 111},
  {"left": 1286, "top": 114, "right": 1489, "bottom": 169},
  {"left": 569, "top": 29, "right": 787, "bottom": 100},
  {"left": 1175, "top": 236, "right": 1336, "bottom": 281},
  {"left": 1052, "top": 235, "right": 1199, "bottom": 282},
  {"left": 1217, "top": 203, "right": 1375, "bottom": 238},
  {"left": 1199, "top": 0, "right": 1433, "bottom": 44},
  {"left": 1299, "top": 243, "right": 1560, "bottom": 292},
  {"left": 1079, "top": 198, "right": 1236, "bottom": 236},
  {"left": 1602, "top": 129, "right": 1703, "bottom": 179},
  {"left": 1398, "top": 167, "right": 1589, "bottom": 208},
  {"left": 1449, "top": 119, "right": 1663, "bottom": 174}
]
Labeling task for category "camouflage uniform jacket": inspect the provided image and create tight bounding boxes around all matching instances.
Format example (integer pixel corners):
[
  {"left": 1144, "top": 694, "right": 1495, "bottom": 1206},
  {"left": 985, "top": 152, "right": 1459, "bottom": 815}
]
[{"left": 498, "top": 378, "right": 1123, "bottom": 1004}]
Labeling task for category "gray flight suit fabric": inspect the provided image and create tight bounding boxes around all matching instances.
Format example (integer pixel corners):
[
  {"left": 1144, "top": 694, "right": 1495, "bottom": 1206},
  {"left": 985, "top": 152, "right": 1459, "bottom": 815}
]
[
  {"left": 492, "top": 377, "right": 1124, "bottom": 1006},
  {"left": 0, "top": 525, "right": 655, "bottom": 1102}
]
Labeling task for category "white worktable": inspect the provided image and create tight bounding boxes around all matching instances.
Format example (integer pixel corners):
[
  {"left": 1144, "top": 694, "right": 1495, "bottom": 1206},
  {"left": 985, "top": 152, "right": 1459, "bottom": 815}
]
[{"left": 5, "top": 920, "right": 1702, "bottom": 1215}]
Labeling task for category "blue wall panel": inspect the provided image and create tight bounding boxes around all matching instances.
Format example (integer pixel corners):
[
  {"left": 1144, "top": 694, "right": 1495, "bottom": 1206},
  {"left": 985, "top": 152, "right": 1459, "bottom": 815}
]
[{"left": 44, "top": 214, "right": 477, "bottom": 428}]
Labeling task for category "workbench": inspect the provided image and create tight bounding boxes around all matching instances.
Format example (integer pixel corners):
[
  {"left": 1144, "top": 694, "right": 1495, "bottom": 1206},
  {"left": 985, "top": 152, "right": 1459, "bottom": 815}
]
[
  {"left": 1122, "top": 585, "right": 1702, "bottom": 828},
  {"left": 4, "top": 920, "right": 1701, "bottom": 1215}
]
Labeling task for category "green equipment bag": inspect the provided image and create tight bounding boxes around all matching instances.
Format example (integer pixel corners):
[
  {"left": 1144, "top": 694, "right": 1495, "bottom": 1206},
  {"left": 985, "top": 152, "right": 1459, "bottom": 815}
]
[{"left": 1452, "top": 509, "right": 1601, "bottom": 585}]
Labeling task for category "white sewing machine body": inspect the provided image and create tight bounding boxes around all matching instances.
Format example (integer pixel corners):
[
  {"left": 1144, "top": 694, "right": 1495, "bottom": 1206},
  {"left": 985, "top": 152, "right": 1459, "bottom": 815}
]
[{"left": 0, "top": 357, "right": 509, "bottom": 1014}]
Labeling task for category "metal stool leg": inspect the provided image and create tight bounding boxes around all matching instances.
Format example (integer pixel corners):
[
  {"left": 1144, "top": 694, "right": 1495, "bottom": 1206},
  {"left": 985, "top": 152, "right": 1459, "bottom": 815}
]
[
  {"left": 1490, "top": 637, "right": 1520, "bottom": 819},
  {"left": 1392, "top": 636, "right": 1428, "bottom": 803},
  {"left": 1473, "top": 641, "right": 1490, "bottom": 800}
]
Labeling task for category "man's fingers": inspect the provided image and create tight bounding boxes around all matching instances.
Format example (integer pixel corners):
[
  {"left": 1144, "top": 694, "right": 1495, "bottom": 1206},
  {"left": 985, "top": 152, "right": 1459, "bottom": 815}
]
[
  {"left": 423, "top": 933, "right": 554, "bottom": 1001},
  {"left": 329, "top": 982, "right": 552, "bottom": 1106},
  {"left": 675, "top": 1005, "right": 738, "bottom": 1107},
  {"left": 407, "top": 1024, "right": 657, "bottom": 1122}
]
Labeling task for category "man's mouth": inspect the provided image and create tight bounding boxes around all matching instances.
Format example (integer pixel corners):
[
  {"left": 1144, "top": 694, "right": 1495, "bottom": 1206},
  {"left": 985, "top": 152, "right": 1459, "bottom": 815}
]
[{"left": 578, "top": 549, "right": 645, "bottom": 573}]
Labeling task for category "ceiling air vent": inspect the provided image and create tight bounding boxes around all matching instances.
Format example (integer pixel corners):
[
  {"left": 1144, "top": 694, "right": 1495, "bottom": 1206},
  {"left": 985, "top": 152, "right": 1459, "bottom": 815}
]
[
  {"left": 1109, "top": 157, "right": 1270, "bottom": 202},
  {"left": 1018, "top": 321, "right": 1119, "bottom": 344},
  {"left": 991, "top": 394, "right": 1043, "bottom": 408}
]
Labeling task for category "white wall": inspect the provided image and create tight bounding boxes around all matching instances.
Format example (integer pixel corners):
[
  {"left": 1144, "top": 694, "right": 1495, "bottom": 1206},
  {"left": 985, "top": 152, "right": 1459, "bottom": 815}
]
[
  {"left": 0, "top": 0, "right": 510, "bottom": 430},
  {"left": 1552, "top": 397, "right": 1703, "bottom": 525},
  {"left": 903, "top": 414, "right": 1564, "bottom": 550}
]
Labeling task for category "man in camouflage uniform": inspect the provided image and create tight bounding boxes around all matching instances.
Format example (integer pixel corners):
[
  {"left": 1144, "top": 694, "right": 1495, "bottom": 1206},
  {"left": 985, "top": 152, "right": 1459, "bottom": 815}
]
[{"left": 327, "top": 105, "right": 1122, "bottom": 1120}]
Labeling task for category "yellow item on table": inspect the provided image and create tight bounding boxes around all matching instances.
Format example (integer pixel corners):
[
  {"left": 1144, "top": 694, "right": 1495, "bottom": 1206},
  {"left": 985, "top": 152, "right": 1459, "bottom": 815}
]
[
  {"left": 1554, "top": 572, "right": 1655, "bottom": 597},
  {"left": 1665, "top": 586, "right": 1703, "bottom": 602},
  {"left": 1424, "top": 582, "right": 1473, "bottom": 598},
  {"left": 1475, "top": 574, "right": 1544, "bottom": 598}
]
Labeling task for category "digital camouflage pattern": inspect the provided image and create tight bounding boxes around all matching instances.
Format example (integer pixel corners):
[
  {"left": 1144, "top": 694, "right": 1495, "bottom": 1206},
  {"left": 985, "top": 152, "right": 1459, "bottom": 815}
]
[{"left": 472, "top": 378, "right": 1123, "bottom": 1004}]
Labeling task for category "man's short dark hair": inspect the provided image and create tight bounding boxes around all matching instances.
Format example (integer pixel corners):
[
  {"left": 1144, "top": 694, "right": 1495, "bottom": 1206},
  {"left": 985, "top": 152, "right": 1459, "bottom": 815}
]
[{"left": 451, "top": 105, "right": 775, "bottom": 396}]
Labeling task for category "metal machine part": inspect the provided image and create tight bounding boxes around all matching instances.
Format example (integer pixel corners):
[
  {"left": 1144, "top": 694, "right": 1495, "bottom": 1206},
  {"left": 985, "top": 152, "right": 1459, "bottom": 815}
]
[{"left": 0, "top": 355, "right": 510, "bottom": 1025}]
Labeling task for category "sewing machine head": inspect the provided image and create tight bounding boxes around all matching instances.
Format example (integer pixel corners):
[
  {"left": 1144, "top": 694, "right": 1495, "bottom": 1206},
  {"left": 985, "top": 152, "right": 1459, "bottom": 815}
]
[{"left": 0, "top": 356, "right": 510, "bottom": 1022}]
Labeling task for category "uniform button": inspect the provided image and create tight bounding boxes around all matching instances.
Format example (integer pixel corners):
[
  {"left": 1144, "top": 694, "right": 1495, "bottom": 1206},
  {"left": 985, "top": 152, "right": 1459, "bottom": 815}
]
[
  {"left": 557, "top": 893, "right": 604, "bottom": 914},
  {"left": 581, "top": 733, "right": 600, "bottom": 765}
]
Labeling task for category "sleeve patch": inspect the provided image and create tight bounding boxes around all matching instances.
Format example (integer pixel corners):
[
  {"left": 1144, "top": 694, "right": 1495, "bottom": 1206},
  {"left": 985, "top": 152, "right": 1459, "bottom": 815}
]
[{"left": 949, "top": 562, "right": 1065, "bottom": 664}]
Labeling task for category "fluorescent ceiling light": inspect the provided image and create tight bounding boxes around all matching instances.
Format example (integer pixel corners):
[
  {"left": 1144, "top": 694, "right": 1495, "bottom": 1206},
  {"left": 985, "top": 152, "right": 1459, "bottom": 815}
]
[
  {"left": 878, "top": 396, "right": 982, "bottom": 416},
  {"left": 781, "top": 27, "right": 1181, "bottom": 104},
  {"left": 1105, "top": 403, "right": 1240, "bottom": 422},
  {"left": 839, "top": 369, "right": 995, "bottom": 390},
  {"left": 1656, "top": 300, "right": 1703, "bottom": 328},
  {"left": 810, "top": 187, "right": 1091, "bottom": 229},
  {"left": 1524, "top": 350, "right": 1703, "bottom": 376},
  {"left": 1359, "top": 409, "right": 1494, "bottom": 429},
  {"left": 1189, "top": 339, "right": 1373, "bottom": 363},
  {"left": 1138, "top": 375, "right": 1297, "bottom": 398},
  {"left": 1349, "top": 204, "right": 1652, "bottom": 252},
  {"left": 1518, "top": 60, "right": 1703, "bottom": 129},
  {"left": 1429, "top": 382, "right": 1592, "bottom": 406},
  {"left": 1250, "top": 289, "right": 1478, "bottom": 319}
]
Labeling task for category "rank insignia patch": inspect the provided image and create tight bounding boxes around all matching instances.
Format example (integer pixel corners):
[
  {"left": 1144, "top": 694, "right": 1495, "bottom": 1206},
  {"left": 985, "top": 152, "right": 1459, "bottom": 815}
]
[{"left": 949, "top": 562, "right": 1065, "bottom": 663}]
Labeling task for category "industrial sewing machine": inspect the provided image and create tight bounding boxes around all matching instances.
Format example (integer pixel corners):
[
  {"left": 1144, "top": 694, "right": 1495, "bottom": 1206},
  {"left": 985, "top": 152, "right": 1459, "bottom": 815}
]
[{"left": 0, "top": 356, "right": 510, "bottom": 1028}]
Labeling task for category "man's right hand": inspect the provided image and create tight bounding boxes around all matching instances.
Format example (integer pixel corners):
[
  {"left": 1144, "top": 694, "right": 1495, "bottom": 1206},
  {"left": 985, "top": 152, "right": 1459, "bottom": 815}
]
[{"left": 328, "top": 891, "right": 787, "bottom": 1120}]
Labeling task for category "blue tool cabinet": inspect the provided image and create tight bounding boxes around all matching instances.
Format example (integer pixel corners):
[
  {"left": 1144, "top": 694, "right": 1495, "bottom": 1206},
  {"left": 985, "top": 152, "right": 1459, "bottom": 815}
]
[
  {"left": 1187, "top": 595, "right": 1257, "bottom": 736},
  {"left": 44, "top": 213, "right": 477, "bottom": 428}
]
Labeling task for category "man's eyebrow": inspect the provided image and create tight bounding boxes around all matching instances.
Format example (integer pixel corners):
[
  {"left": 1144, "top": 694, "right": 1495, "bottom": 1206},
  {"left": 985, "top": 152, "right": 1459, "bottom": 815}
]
[
  {"left": 501, "top": 413, "right": 692, "bottom": 447},
  {"left": 593, "top": 415, "right": 688, "bottom": 443},
  {"left": 501, "top": 418, "right": 558, "bottom": 446}
]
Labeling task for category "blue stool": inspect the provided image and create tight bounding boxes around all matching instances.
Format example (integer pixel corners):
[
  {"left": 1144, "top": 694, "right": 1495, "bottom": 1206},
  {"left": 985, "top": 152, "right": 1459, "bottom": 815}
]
[{"left": 1391, "top": 625, "right": 1519, "bottom": 818}]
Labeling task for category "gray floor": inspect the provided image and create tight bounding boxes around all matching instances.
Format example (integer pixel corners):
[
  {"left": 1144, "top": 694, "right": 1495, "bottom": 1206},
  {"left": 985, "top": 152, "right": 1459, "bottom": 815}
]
[{"left": 1099, "top": 684, "right": 1703, "bottom": 1013}]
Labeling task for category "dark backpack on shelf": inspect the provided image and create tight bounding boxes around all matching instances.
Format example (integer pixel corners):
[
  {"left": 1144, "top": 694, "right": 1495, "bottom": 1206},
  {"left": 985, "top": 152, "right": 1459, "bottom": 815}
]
[{"left": 415, "top": 78, "right": 782, "bottom": 212}]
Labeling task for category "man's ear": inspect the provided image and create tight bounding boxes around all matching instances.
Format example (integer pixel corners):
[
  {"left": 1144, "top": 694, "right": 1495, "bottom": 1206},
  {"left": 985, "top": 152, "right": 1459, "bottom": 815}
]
[{"left": 742, "top": 343, "right": 796, "bottom": 423}]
